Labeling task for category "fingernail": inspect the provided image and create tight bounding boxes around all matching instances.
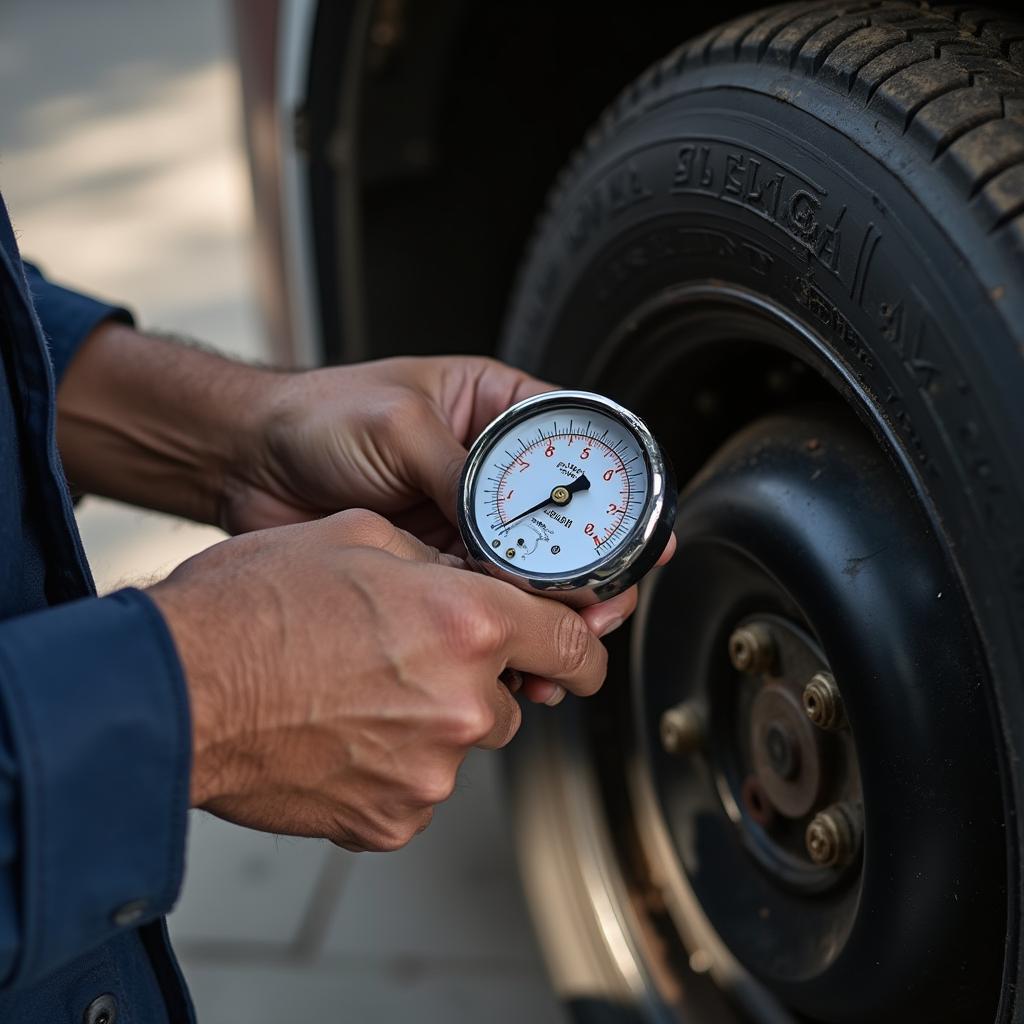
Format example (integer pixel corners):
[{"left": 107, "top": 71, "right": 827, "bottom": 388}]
[
  {"left": 599, "top": 616, "right": 624, "bottom": 638},
  {"left": 544, "top": 685, "right": 566, "bottom": 707}
]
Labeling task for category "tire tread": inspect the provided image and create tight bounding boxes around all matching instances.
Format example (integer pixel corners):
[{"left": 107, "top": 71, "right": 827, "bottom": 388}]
[{"left": 529, "top": 1, "right": 1024, "bottom": 258}]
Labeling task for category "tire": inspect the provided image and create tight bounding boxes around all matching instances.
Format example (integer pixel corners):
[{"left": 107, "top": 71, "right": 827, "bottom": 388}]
[{"left": 500, "top": 4, "right": 1024, "bottom": 1023}]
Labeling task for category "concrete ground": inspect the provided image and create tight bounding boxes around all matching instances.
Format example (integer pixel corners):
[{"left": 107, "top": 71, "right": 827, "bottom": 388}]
[{"left": 0, "top": 2, "right": 565, "bottom": 1020}]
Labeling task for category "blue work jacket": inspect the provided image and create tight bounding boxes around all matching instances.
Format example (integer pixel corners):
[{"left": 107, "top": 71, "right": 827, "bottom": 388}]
[{"left": 0, "top": 194, "right": 193, "bottom": 1022}]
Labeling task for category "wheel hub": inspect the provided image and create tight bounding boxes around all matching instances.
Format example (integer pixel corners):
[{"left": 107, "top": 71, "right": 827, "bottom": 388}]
[{"left": 632, "top": 407, "right": 1004, "bottom": 1022}]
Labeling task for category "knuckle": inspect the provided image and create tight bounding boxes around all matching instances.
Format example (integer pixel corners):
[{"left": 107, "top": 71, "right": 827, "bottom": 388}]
[
  {"left": 367, "top": 832, "right": 405, "bottom": 853},
  {"left": 334, "top": 507, "right": 391, "bottom": 546},
  {"left": 440, "top": 596, "right": 504, "bottom": 658},
  {"left": 555, "top": 611, "right": 592, "bottom": 675},
  {"left": 355, "top": 815, "right": 413, "bottom": 853},
  {"left": 410, "top": 770, "right": 457, "bottom": 807},
  {"left": 377, "top": 819, "right": 421, "bottom": 852},
  {"left": 447, "top": 700, "right": 495, "bottom": 747},
  {"left": 376, "top": 390, "right": 428, "bottom": 439}
]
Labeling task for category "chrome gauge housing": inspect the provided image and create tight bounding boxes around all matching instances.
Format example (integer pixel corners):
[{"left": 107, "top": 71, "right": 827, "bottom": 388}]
[{"left": 458, "top": 391, "right": 676, "bottom": 607}]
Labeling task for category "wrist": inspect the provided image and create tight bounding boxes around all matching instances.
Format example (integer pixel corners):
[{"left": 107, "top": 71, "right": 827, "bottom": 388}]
[
  {"left": 149, "top": 575, "right": 245, "bottom": 807},
  {"left": 58, "top": 322, "right": 283, "bottom": 525}
]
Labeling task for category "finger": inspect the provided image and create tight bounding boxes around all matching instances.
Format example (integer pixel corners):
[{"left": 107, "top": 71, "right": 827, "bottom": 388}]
[
  {"left": 476, "top": 676, "right": 523, "bottom": 750},
  {"left": 474, "top": 577, "right": 608, "bottom": 697},
  {"left": 402, "top": 407, "right": 472, "bottom": 527},
  {"left": 520, "top": 674, "right": 567, "bottom": 706},
  {"left": 656, "top": 532, "right": 677, "bottom": 566},
  {"left": 324, "top": 509, "right": 465, "bottom": 569},
  {"left": 410, "top": 362, "right": 559, "bottom": 525},
  {"left": 581, "top": 585, "right": 638, "bottom": 638},
  {"left": 462, "top": 360, "right": 557, "bottom": 441}
]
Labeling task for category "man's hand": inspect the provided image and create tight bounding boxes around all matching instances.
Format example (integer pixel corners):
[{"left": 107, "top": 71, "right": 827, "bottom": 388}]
[
  {"left": 149, "top": 510, "right": 609, "bottom": 850},
  {"left": 58, "top": 329, "right": 673, "bottom": 675},
  {"left": 221, "top": 356, "right": 549, "bottom": 550},
  {"left": 59, "top": 330, "right": 546, "bottom": 547}
]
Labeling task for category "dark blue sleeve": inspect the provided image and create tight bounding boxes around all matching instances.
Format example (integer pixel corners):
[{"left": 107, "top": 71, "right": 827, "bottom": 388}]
[
  {"left": 0, "top": 588, "right": 191, "bottom": 988},
  {"left": 20, "top": 262, "right": 134, "bottom": 385}
]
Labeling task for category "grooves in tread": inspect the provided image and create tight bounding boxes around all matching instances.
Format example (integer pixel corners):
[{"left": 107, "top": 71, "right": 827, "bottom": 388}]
[
  {"left": 819, "top": 24, "right": 912, "bottom": 91},
  {"left": 875, "top": 60, "right": 972, "bottom": 131},
  {"left": 963, "top": 120, "right": 1024, "bottom": 199},
  {"left": 662, "top": 3, "right": 1024, "bottom": 237},
  {"left": 981, "top": 163, "right": 1024, "bottom": 232},
  {"left": 706, "top": 2, "right": 1024, "bottom": 221},
  {"left": 801, "top": 17, "right": 877, "bottom": 74},
  {"left": 509, "top": 1, "right": 1024, "bottom": 330},
  {"left": 856, "top": 43, "right": 943, "bottom": 105},
  {"left": 765, "top": 9, "right": 852, "bottom": 70},
  {"left": 911, "top": 86, "right": 1005, "bottom": 157}
]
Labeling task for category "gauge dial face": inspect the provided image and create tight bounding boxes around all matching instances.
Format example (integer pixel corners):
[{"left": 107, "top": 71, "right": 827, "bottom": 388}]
[{"left": 469, "top": 405, "right": 649, "bottom": 576}]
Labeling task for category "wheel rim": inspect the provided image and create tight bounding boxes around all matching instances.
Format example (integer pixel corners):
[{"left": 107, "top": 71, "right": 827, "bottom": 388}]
[{"left": 560, "top": 283, "right": 1009, "bottom": 1022}]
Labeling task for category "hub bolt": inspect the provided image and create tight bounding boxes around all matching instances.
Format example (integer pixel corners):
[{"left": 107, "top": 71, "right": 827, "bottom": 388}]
[
  {"left": 728, "top": 622, "right": 776, "bottom": 675},
  {"left": 802, "top": 671, "right": 845, "bottom": 730},
  {"left": 805, "top": 803, "right": 861, "bottom": 868},
  {"left": 659, "top": 702, "right": 702, "bottom": 756}
]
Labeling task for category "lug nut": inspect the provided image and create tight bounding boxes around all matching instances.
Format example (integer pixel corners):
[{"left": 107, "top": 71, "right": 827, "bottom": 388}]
[
  {"left": 659, "top": 702, "right": 702, "bottom": 756},
  {"left": 728, "top": 622, "right": 776, "bottom": 675},
  {"left": 805, "top": 803, "right": 861, "bottom": 867},
  {"left": 803, "top": 671, "right": 844, "bottom": 730}
]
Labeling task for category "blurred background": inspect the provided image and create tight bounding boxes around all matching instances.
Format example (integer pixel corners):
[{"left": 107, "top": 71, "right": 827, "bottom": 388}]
[{"left": 0, "top": 1, "right": 563, "bottom": 1020}]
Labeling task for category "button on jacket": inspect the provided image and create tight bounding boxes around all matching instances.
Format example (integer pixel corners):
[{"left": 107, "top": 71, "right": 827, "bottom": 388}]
[{"left": 0, "top": 194, "right": 193, "bottom": 1021}]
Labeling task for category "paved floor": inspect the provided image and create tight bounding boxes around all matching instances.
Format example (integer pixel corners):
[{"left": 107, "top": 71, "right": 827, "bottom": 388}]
[{"left": 0, "top": 2, "right": 566, "bottom": 1020}]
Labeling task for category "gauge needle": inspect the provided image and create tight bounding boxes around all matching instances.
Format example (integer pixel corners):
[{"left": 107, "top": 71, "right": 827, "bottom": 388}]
[{"left": 502, "top": 473, "right": 591, "bottom": 529}]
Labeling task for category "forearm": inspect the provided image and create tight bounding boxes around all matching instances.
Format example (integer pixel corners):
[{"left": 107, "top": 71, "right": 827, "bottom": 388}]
[{"left": 57, "top": 321, "right": 278, "bottom": 525}]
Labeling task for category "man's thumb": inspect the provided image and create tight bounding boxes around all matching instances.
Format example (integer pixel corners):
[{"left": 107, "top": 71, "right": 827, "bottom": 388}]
[{"left": 406, "top": 411, "right": 469, "bottom": 526}]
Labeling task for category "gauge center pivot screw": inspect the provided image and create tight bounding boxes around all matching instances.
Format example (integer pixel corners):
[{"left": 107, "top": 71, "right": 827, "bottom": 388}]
[{"left": 551, "top": 485, "right": 571, "bottom": 505}]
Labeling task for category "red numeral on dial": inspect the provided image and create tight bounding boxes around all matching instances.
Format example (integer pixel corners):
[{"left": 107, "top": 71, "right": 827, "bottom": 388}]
[
  {"left": 581, "top": 447, "right": 591, "bottom": 459},
  {"left": 603, "top": 469, "right": 614, "bottom": 481},
  {"left": 545, "top": 444, "right": 555, "bottom": 457},
  {"left": 584, "top": 523, "right": 595, "bottom": 536},
  {"left": 607, "top": 503, "right": 619, "bottom": 514}
]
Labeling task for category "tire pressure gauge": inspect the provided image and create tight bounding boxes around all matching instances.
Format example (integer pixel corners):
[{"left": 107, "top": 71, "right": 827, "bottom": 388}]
[{"left": 458, "top": 390, "right": 676, "bottom": 607}]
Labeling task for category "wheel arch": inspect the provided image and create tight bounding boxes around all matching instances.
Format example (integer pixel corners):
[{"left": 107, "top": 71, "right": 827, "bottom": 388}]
[{"left": 300, "top": 0, "right": 767, "bottom": 365}]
